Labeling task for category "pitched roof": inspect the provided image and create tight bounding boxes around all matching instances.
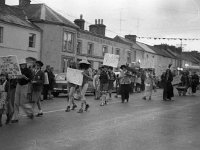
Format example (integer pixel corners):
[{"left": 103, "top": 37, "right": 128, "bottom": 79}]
[
  {"left": 113, "top": 36, "right": 144, "bottom": 51},
  {"left": 149, "top": 46, "right": 176, "bottom": 59},
  {"left": 0, "top": 5, "right": 40, "bottom": 30},
  {"left": 136, "top": 42, "right": 156, "bottom": 54},
  {"left": 182, "top": 52, "right": 200, "bottom": 64},
  {"left": 21, "top": 4, "right": 78, "bottom": 29}
]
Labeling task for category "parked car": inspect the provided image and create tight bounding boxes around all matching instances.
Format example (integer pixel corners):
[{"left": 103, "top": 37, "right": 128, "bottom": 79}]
[
  {"left": 52, "top": 73, "right": 95, "bottom": 97},
  {"left": 52, "top": 73, "right": 68, "bottom": 97}
]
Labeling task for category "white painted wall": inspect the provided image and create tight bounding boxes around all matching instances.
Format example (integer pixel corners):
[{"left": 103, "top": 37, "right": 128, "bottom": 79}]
[{"left": 0, "top": 22, "right": 41, "bottom": 60}]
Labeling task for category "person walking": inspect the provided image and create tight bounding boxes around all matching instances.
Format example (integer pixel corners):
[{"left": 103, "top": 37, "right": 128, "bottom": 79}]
[
  {"left": 119, "top": 65, "right": 131, "bottom": 103},
  {"left": 99, "top": 66, "right": 109, "bottom": 106},
  {"left": 107, "top": 67, "right": 116, "bottom": 100},
  {"left": 5, "top": 75, "right": 17, "bottom": 124},
  {"left": 65, "top": 61, "right": 78, "bottom": 112},
  {"left": 77, "top": 59, "right": 92, "bottom": 113},
  {"left": 11, "top": 59, "right": 34, "bottom": 123},
  {"left": 162, "top": 64, "right": 174, "bottom": 101},
  {"left": 93, "top": 69, "right": 101, "bottom": 100},
  {"left": 143, "top": 71, "right": 153, "bottom": 100},
  {"left": 31, "top": 61, "right": 44, "bottom": 117},
  {"left": 43, "top": 65, "right": 50, "bottom": 100},
  {"left": 0, "top": 73, "right": 8, "bottom": 127},
  {"left": 191, "top": 71, "right": 199, "bottom": 94}
]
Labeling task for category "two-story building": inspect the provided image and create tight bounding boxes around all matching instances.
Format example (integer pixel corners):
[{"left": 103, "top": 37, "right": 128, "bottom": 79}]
[
  {"left": 0, "top": 0, "right": 41, "bottom": 66},
  {"left": 18, "top": 0, "right": 79, "bottom": 73},
  {"left": 74, "top": 16, "right": 133, "bottom": 69}
]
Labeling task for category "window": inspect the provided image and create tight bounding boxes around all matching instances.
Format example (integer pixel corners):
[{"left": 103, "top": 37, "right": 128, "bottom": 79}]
[
  {"left": 63, "top": 32, "right": 74, "bottom": 52},
  {"left": 29, "top": 33, "right": 36, "bottom": 48},
  {"left": 115, "top": 48, "right": 120, "bottom": 55},
  {"left": 0, "top": 27, "right": 3, "bottom": 43},
  {"left": 87, "top": 43, "right": 94, "bottom": 55},
  {"left": 102, "top": 45, "right": 108, "bottom": 56},
  {"left": 77, "top": 41, "right": 82, "bottom": 54},
  {"left": 127, "top": 52, "right": 131, "bottom": 63}
]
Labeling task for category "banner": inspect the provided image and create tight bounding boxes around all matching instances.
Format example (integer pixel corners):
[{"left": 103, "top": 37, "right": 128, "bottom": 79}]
[
  {"left": 0, "top": 55, "right": 21, "bottom": 76},
  {"left": 66, "top": 68, "right": 83, "bottom": 86},
  {"left": 103, "top": 53, "right": 119, "bottom": 67}
]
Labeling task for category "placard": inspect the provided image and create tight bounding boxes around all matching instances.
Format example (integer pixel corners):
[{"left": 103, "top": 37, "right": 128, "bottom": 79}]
[
  {"left": 103, "top": 53, "right": 119, "bottom": 68},
  {"left": 0, "top": 55, "right": 21, "bottom": 76},
  {"left": 66, "top": 68, "right": 83, "bottom": 86}
]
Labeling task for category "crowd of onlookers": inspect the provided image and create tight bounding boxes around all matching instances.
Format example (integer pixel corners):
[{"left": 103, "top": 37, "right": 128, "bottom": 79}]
[{"left": 0, "top": 58, "right": 199, "bottom": 127}]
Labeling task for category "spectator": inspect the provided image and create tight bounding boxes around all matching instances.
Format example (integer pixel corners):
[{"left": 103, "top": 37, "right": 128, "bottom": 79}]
[{"left": 43, "top": 65, "right": 50, "bottom": 100}]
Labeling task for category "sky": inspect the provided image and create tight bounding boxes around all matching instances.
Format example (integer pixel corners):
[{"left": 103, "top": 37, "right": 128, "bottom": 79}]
[{"left": 6, "top": 0, "right": 200, "bottom": 52}]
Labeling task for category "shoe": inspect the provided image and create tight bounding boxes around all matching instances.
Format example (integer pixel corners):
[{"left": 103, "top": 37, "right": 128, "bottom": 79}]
[
  {"left": 163, "top": 98, "right": 167, "bottom": 101},
  {"left": 28, "top": 114, "right": 34, "bottom": 119},
  {"left": 149, "top": 97, "right": 151, "bottom": 100},
  {"left": 35, "top": 113, "right": 43, "bottom": 117},
  {"left": 77, "top": 108, "right": 84, "bottom": 113},
  {"left": 11, "top": 120, "right": 19, "bottom": 123},
  {"left": 65, "top": 106, "right": 71, "bottom": 112},
  {"left": 5, "top": 118, "right": 11, "bottom": 125},
  {"left": 100, "top": 103, "right": 105, "bottom": 106},
  {"left": 126, "top": 99, "right": 129, "bottom": 102},
  {"left": 121, "top": 100, "right": 125, "bottom": 103},
  {"left": 142, "top": 97, "right": 146, "bottom": 100},
  {"left": 104, "top": 101, "right": 108, "bottom": 105},
  {"left": 0, "top": 123, "right": 2, "bottom": 127},
  {"left": 85, "top": 104, "right": 90, "bottom": 111},
  {"left": 71, "top": 104, "right": 77, "bottom": 110}
]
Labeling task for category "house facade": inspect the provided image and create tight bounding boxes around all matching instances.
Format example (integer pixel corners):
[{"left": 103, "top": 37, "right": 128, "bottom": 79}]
[
  {"left": 75, "top": 17, "right": 133, "bottom": 69},
  {"left": 0, "top": 3, "right": 41, "bottom": 65}
]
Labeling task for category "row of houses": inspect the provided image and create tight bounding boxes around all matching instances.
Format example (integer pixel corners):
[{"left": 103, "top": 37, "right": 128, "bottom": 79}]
[{"left": 0, "top": 0, "right": 200, "bottom": 76}]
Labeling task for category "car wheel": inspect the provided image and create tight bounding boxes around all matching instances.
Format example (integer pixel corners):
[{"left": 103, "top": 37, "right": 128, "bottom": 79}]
[{"left": 52, "top": 92, "right": 59, "bottom": 97}]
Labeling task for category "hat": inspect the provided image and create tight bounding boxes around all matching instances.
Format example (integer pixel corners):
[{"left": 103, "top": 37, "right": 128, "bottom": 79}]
[
  {"left": 35, "top": 61, "right": 44, "bottom": 67},
  {"left": 120, "top": 65, "right": 127, "bottom": 69},
  {"left": 79, "top": 58, "right": 90, "bottom": 65},
  {"left": 19, "top": 59, "right": 27, "bottom": 65}
]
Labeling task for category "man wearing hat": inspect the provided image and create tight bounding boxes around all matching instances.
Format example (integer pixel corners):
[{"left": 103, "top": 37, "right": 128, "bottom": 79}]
[
  {"left": 31, "top": 61, "right": 44, "bottom": 116},
  {"left": 11, "top": 59, "right": 34, "bottom": 123}
]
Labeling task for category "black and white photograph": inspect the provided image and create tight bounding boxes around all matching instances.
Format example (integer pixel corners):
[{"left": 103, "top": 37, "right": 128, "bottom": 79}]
[{"left": 1, "top": 0, "right": 200, "bottom": 149}]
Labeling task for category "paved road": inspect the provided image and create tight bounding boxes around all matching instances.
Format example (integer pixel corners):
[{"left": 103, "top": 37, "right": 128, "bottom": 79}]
[{"left": 1, "top": 89, "right": 200, "bottom": 150}]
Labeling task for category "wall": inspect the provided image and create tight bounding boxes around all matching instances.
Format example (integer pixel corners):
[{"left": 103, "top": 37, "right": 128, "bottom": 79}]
[
  {"left": 0, "top": 22, "right": 41, "bottom": 60},
  {"left": 35, "top": 23, "right": 77, "bottom": 73},
  {"left": 77, "top": 32, "right": 132, "bottom": 69}
]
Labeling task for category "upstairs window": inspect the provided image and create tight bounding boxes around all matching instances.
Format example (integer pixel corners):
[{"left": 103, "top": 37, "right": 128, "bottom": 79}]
[
  {"left": 0, "top": 27, "right": 3, "bottom": 43},
  {"left": 102, "top": 45, "right": 108, "bottom": 56},
  {"left": 116, "top": 48, "right": 120, "bottom": 55},
  {"left": 87, "top": 42, "right": 94, "bottom": 55},
  {"left": 63, "top": 32, "right": 74, "bottom": 52},
  {"left": 127, "top": 52, "right": 131, "bottom": 63},
  {"left": 77, "top": 41, "right": 82, "bottom": 54},
  {"left": 29, "top": 33, "right": 36, "bottom": 48}
]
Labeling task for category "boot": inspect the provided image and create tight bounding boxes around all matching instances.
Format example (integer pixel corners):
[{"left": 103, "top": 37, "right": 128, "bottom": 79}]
[{"left": 65, "top": 106, "right": 71, "bottom": 112}]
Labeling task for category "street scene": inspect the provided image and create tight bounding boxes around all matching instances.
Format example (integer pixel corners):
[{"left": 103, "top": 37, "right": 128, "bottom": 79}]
[
  {"left": 1, "top": 0, "right": 200, "bottom": 150},
  {"left": 1, "top": 89, "right": 200, "bottom": 150}
]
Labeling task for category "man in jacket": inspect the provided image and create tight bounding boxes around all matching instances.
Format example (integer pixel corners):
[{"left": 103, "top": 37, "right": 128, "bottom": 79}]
[{"left": 32, "top": 61, "right": 44, "bottom": 116}]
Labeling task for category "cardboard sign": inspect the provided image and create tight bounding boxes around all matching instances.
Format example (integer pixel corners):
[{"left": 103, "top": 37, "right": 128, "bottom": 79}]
[
  {"left": 103, "top": 53, "right": 119, "bottom": 68},
  {"left": 172, "top": 75, "right": 182, "bottom": 85},
  {"left": 66, "top": 68, "right": 83, "bottom": 86},
  {"left": 0, "top": 55, "right": 21, "bottom": 76}
]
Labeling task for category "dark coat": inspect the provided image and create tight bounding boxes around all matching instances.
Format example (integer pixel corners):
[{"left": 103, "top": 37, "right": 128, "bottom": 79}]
[
  {"left": 163, "top": 69, "right": 174, "bottom": 99},
  {"left": 32, "top": 70, "right": 44, "bottom": 91}
]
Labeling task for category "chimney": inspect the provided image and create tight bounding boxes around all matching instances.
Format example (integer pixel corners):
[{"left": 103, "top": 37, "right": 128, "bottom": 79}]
[
  {"left": 74, "top": 14, "right": 85, "bottom": 30},
  {"left": 125, "top": 35, "right": 137, "bottom": 42},
  {"left": 0, "top": 0, "right": 5, "bottom": 6},
  {"left": 19, "top": 0, "right": 31, "bottom": 8},
  {"left": 89, "top": 19, "right": 106, "bottom": 36}
]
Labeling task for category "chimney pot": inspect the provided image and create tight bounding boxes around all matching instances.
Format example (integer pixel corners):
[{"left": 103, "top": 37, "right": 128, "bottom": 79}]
[
  {"left": 19, "top": 0, "right": 31, "bottom": 8},
  {"left": 98, "top": 19, "right": 100, "bottom": 24},
  {"left": 101, "top": 19, "right": 103, "bottom": 24},
  {"left": 95, "top": 19, "right": 97, "bottom": 24},
  {"left": 80, "top": 14, "right": 83, "bottom": 19}
]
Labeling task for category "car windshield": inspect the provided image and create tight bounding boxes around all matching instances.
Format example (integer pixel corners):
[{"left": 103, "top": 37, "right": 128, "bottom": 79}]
[{"left": 56, "top": 74, "right": 66, "bottom": 81}]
